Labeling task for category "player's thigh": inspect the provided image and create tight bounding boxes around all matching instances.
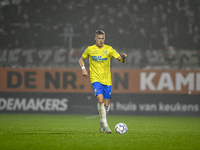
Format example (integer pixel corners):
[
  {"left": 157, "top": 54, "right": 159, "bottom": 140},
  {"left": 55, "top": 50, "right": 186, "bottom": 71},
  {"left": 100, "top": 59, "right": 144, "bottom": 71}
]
[
  {"left": 92, "top": 82, "right": 103, "bottom": 96},
  {"left": 92, "top": 82, "right": 104, "bottom": 103},
  {"left": 97, "top": 94, "right": 104, "bottom": 103},
  {"left": 103, "top": 85, "right": 111, "bottom": 99}
]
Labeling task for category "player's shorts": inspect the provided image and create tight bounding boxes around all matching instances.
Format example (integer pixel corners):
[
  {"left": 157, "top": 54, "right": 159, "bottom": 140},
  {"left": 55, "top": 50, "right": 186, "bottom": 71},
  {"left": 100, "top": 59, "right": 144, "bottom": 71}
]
[{"left": 92, "top": 82, "right": 111, "bottom": 99}]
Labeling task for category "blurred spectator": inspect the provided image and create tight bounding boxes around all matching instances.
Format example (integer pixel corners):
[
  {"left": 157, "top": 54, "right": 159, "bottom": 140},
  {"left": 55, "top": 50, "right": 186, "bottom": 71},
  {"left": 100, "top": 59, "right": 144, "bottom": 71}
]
[
  {"left": 150, "top": 16, "right": 164, "bottom": 49},
  {"left": 0, "top": 14, "right": 6, "bottom": 47},
  {"left": 0, "top": 0, "right": 199, "bottom": 50},
  {"left": 190, "top": 25, "right": 200, "bottom": 50},
  {"left": 136, "top": 28, "right": 149, "bottom": 50}
]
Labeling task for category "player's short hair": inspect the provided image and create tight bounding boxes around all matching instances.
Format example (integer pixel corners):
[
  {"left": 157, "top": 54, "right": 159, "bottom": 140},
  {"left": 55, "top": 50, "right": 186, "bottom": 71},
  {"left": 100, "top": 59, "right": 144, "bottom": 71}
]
[{"left": 95, "top": 30, "right": 105, "bottom": 37}]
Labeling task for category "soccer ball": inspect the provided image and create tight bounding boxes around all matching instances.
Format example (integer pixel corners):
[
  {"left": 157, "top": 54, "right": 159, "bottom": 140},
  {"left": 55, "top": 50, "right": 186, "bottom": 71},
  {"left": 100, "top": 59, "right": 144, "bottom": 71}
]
[{"left": 115, "top": 123, "right": 128, "bottom": 134}]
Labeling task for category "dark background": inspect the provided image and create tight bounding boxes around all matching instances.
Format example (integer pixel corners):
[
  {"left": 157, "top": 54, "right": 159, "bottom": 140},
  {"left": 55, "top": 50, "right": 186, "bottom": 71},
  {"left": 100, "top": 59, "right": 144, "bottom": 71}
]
[{"left": 0, "top": 0, "right": 199, "bottom": 50}]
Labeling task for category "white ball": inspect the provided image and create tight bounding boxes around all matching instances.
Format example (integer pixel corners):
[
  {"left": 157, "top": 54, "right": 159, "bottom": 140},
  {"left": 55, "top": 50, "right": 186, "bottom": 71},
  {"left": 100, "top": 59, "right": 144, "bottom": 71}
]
[{"left": 115, "top": 123, "right": 128, "bottom": 134}]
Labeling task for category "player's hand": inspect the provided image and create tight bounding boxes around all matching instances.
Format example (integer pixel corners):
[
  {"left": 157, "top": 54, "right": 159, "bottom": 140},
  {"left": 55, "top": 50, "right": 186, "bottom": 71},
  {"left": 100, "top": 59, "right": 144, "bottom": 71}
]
[
  {"left": 121, "top": 53, "right": 127, "bottom": 59},
  {"left": 82, "top": 69, "right": 89, "bottom": 79}
]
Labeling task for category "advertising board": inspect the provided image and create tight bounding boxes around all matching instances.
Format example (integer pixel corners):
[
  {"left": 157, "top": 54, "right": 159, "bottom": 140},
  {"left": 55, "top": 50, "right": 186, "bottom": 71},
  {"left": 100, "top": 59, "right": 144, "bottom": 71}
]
[{"left": 0, "top": 68, "right": 199, "bottom": 116}]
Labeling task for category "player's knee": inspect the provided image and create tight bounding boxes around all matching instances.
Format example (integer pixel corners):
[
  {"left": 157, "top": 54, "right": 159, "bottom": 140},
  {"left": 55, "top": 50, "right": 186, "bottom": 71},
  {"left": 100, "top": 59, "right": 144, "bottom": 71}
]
[
  {"left": 104, "top": 103, "right": 109, "bottom": 107},
  {"left": 98, "top": 100, "right": 104, "bottom": 104},
  {"left": 98, "top": 98, "right": 104, "bottom": 104}
]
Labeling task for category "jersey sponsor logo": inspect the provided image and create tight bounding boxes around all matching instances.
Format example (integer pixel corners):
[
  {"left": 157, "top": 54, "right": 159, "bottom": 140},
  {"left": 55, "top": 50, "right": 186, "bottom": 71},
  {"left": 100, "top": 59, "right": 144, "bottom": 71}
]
[
  {"left": 92, "top": 56, "right": 107, "bottom": 61},
  {"left": 91, "top": 51, "right": 98, "bottom": 54}
]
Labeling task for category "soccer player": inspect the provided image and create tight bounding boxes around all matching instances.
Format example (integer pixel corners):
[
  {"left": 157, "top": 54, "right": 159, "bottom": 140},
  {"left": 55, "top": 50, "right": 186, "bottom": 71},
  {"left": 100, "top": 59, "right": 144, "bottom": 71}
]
[{"left": 79, "top": 30, "right": 127, "bottom": 134}]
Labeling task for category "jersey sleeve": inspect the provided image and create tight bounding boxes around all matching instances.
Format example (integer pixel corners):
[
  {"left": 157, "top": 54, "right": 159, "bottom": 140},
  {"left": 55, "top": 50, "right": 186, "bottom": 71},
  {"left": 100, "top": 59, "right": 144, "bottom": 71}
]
[
  {"left": 110, "top": 47, "right": 120, "bottom": 59},
  {"left": 82, "top": 47, "right": 89, "bottom": 58}
]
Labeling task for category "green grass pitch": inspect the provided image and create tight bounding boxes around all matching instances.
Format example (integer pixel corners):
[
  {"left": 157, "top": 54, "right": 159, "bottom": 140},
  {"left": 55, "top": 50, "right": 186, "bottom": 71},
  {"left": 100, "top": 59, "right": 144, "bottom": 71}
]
[{"left": 0, "top": 114, "right": 200, "bottom": 150}]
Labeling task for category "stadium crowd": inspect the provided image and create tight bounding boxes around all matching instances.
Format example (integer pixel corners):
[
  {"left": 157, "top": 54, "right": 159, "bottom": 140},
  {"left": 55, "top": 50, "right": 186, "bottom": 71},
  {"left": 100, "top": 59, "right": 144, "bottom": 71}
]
[{"left": 0, "top": 0, "right": 200, "bottom": 50}]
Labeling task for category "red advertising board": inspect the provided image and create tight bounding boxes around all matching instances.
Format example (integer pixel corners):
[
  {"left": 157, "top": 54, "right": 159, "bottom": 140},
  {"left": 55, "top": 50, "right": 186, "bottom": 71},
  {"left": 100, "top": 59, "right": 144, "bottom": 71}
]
[{"left": 0, "top": 68, "right": 200, "bottom": 94}]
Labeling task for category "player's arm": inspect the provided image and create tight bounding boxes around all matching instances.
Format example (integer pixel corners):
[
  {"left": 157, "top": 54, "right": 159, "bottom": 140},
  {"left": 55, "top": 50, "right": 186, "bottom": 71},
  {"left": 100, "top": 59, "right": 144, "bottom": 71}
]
[
  {"left": 117, "top": 53, "right": 127, "bottom": 63},
  {"left": 79, "top": 56, "right": 89, "bottom": 79}
]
